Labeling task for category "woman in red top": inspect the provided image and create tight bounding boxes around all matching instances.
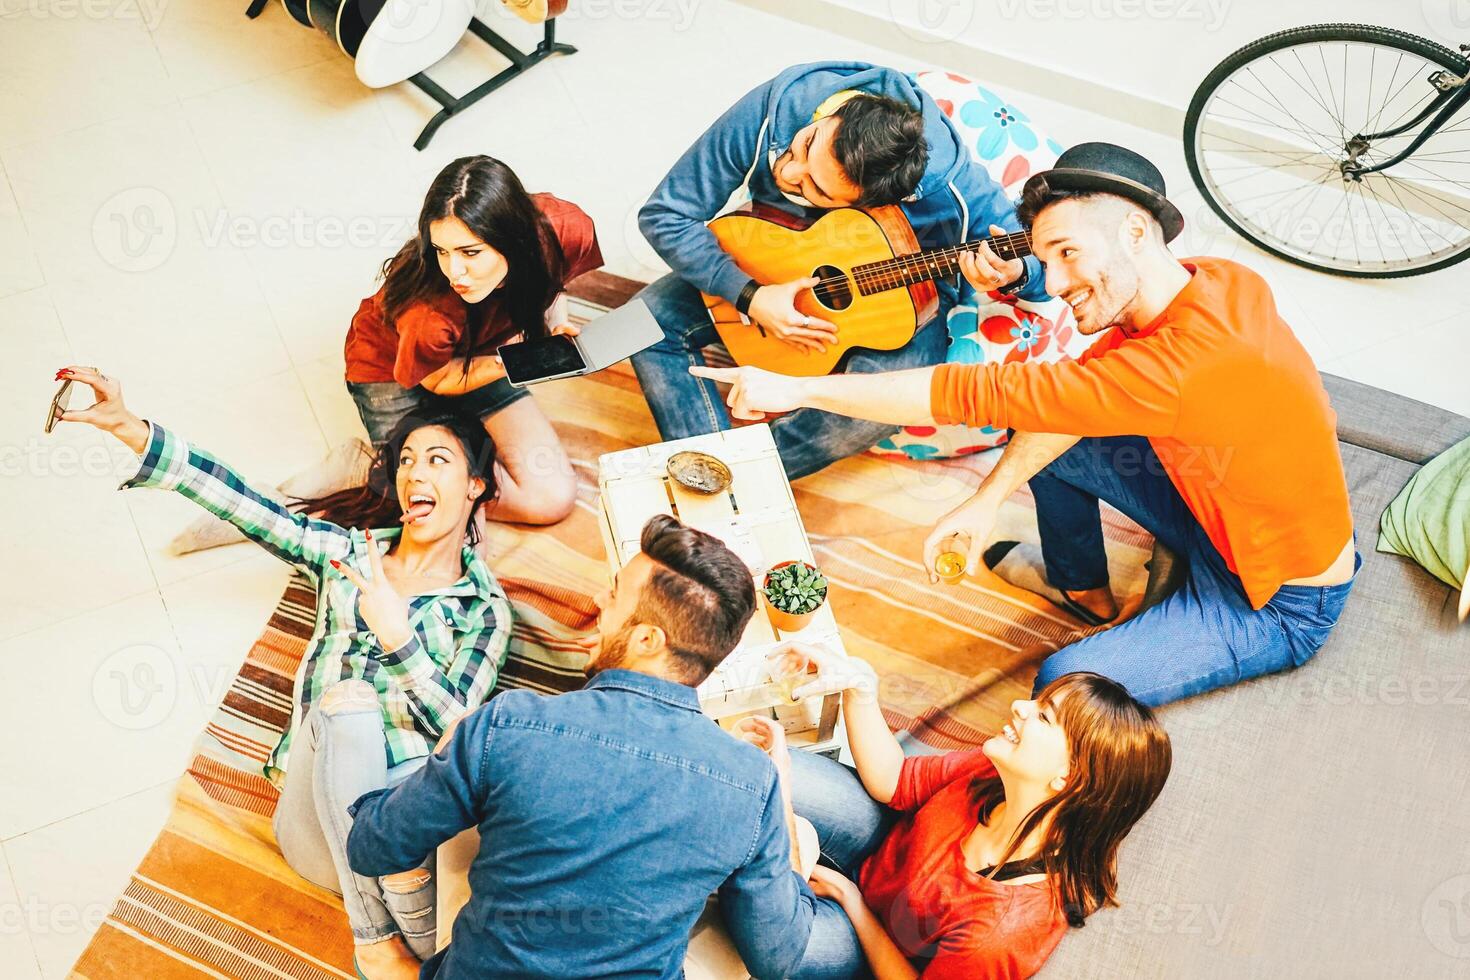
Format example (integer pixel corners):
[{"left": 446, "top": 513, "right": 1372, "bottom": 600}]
[
  {"left": 777, "top": 645, "right": 1171, "bottom": 978},
  {"left": 344, "top": 155, "right": 603, "bottom": 525}
]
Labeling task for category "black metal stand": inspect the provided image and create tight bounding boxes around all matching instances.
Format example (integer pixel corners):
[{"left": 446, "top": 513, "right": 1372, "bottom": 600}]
[
  {"left": 407, "top": 18, "right": 576, "bottom": 150},
  {"left": 242, "top": 1, "right": 576, "bottom": 150}
]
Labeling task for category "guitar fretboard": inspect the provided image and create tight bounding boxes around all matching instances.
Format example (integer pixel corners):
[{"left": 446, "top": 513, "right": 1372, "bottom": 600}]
[{"left": 850, "top": 231, "right": 1033, "bottom": 295}]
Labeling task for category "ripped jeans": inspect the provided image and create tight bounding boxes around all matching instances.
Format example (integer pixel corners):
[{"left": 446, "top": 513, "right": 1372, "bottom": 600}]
[{"left": 272, "top": 680, "right": 437, "bottom": 956}]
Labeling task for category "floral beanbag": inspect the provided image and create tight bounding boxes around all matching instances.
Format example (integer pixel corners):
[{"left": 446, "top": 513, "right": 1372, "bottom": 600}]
[{"left": 869, "top": 72, "right": 1090, "bottom": 461}]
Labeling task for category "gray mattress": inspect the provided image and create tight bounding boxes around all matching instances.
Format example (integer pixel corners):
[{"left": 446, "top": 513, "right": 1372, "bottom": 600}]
[{"left": 1043, "top": 374, "right": 1470, "bottom": 979}]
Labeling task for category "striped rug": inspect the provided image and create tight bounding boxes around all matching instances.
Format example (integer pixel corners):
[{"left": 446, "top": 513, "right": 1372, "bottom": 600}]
[{"left": 70, "top": 272, "right": 1152, "bottom": 979}]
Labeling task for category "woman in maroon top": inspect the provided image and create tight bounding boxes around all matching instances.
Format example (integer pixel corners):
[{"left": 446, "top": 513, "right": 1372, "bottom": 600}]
[
  {"left": 776, "top": 644, "right": 1171, "bottom": 978},
  {"left": 344, "top": 155, "right": 603, "bottom": 526}
]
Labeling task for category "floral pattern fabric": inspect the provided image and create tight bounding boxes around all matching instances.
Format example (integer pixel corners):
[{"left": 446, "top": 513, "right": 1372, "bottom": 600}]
[{"left": 871, "top": 71, "right": 1089, "bottom": 462}]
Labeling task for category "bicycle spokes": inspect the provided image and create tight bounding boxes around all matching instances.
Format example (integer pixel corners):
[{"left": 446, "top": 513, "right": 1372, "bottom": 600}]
[{"left": 1189, "top": 31, "right": 1470, "bottom": 276}]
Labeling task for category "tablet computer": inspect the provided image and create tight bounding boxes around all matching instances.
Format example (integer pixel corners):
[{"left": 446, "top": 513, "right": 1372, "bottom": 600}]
[{"left": 499, "top": 298, "right": 664, "bottom": 388}]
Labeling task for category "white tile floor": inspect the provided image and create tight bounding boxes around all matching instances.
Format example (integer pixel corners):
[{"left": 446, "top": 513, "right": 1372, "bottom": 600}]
[{"left": 1, "top": 1, "right": 1467, "bottom": 975}]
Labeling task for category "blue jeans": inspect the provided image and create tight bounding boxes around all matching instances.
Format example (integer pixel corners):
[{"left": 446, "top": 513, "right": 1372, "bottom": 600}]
[
  {"left": 346, "top": 379, "right": 529, "bottom": 446},
  {"left": 787, "top": 751, "right": 901, "bottom": 980},
  {"left": 272, "top": 680, "right": 437, "bottom": 955},
  {"left": 1029, "top": 436, "right": 1359, "bottom": 706},
  {"left": 629, "top": 273, "right": 950, "bottom": 480}
]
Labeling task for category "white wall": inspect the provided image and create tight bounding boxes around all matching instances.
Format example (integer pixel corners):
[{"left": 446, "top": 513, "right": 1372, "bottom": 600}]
[{"left": 824, "top": 0, "right": 1468, "bottom": 111}]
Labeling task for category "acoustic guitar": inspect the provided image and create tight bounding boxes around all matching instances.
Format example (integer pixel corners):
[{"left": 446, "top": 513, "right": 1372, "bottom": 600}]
[
  {"left": 295, "top": 0, "right": 476, "bottom": 89},
  {"left": 702, "top": 205, "right": 1034, "bottom": 377}
]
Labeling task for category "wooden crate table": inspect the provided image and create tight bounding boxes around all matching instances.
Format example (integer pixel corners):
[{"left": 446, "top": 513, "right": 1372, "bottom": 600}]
[
  {"left": 437, "top": 425, "right": 841, "bottom": 974},
  {"left": 597, "top": 424, "right": 847, "bottom": 756}
]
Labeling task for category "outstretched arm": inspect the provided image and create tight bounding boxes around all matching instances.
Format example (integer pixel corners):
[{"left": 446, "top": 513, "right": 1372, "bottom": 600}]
[
  {"left": 691, "top": 336, "right": 1182, "bottom": 438},
  {"left": 57, "top": 366, "right": 352, "bottom": 574},
  {"left": 781, "top": 642, "right": 903, "bottom": 805},
  {"left": 689, "top": 365, "right": 939, "bottom": 427}
]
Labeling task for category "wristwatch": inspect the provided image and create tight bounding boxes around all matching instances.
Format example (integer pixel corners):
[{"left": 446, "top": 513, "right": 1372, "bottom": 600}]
[
  {"left": 735, "top": 279, "right": 760, "bottom": 316},
  {"left": 997, "top": 261, "right": 1030, "bottom": 296}
]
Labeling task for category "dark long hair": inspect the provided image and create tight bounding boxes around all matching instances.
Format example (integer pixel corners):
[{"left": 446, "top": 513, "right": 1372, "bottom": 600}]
[
  {"left": 380, "top": 156, "right": 565, "bottom": 370},
  {"left": 969, "top": 672, "right": 1172, "bottom": 927},
  {"left": 294, "top": 409, "right": 499, "bottom": 545}
]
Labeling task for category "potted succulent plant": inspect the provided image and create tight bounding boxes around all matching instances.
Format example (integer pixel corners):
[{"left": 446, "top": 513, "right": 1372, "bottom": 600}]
[{"left": 761, "top": 560, "right": 828, "bottom": 633}]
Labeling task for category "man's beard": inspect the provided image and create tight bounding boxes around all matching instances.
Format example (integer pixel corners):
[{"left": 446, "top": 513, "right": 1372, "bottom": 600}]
[
  {"left": 1083, "top": 268, "right": 1143, "bottom": 335},
  {"left": 584, "top": 624, "right": 633, "bottom": 679}
]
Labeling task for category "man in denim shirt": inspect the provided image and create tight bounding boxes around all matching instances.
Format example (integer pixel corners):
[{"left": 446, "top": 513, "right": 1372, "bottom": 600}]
[{"left": 346, "top": 515, "right": 816, "bottom": 979}]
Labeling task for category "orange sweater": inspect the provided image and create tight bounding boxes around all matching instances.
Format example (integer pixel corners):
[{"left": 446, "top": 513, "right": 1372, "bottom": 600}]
[{"left": 931, "top": 257, "right": 1352, "bottom": 609}]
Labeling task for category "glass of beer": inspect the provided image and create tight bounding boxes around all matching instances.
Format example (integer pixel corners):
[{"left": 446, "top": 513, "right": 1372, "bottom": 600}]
[
  {"left": 934, "top": 551, "right": 966, "bottom": 585},
  {"left": 768, "top": 647, "right": 814, "bottom": 704}
]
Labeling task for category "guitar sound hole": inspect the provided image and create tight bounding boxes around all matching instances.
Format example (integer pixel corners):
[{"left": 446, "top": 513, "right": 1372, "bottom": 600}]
[{"left": 810, "top": 265, "right": 853, "bottom": 312}]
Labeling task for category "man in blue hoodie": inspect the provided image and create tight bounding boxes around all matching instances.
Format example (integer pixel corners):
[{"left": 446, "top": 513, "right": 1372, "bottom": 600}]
[{"left": 633, "top": 61, "right": 1050, "bottom": 479}]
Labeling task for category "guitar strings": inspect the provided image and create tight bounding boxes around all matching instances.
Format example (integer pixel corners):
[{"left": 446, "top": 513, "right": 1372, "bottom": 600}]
[
  {"left": 817, "top": 233, "right": 1034, "bottom": 293},
  {"left": 807, "top": 230, "right": 1035, "bottom": 297},
  {"left": 850, "top": 231, "right": 1034, "bottom": 287}
]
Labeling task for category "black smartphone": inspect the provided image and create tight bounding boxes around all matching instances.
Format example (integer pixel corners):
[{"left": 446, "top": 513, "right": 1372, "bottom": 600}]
[{"left": 498, "top": 335, "right": 588, "bottom": 387}]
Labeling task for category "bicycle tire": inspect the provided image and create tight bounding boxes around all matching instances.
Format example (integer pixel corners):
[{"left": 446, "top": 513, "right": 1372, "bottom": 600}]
[{"left": 1184, "top": 22, "right": 1470, "bottom": 278}]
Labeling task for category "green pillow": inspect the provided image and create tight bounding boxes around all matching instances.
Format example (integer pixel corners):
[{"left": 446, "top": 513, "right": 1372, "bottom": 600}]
[{"left": 1377, "top": 435, "right": 1470, "bottom": 590}]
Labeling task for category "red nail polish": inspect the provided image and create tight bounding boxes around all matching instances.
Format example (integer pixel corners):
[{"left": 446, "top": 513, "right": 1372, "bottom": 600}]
[
  {"left": 330, "top": 559, "right": 341, "bottom": 569},
  {"left": 365, "top": 528, "right": 372, "bottom": 539}
]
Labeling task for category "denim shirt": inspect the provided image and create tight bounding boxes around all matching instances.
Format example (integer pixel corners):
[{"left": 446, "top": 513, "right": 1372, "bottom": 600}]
[{"left": 346, "top": 669, "right": 816, "bottom": 979}]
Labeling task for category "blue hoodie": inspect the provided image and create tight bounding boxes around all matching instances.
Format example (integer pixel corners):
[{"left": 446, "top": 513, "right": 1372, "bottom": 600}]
[{"left": 638, "top": 61, "right": 1050, "bottom": 319}]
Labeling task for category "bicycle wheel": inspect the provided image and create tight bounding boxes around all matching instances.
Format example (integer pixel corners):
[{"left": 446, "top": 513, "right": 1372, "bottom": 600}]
[{"left": 1185, "top": 23, "right": 1470, "bottom": 278}]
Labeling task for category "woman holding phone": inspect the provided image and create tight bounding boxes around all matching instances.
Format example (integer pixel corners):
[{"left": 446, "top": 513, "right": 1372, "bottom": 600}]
[
  {"left": 344, "top": 154, "right": 603, "bottom": 526},
  {"left": 55, "top": 365, "right": 511, "bottom": 980},
  {"left": 772, "top": 644, "right": 1172, "bottom": 979}
]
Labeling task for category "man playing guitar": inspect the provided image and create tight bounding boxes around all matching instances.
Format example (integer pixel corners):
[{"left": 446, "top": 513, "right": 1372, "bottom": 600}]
[{"left": 632, "top": 61, "right": 1050, "bottom": 479}]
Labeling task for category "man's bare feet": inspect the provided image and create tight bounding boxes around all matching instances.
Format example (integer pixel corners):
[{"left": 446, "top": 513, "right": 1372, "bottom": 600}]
[
  {"left": 982, "top": 540, "right": 1119, "bottom": 624},
  {"left": 1062, "top": 586, "right": 1119, "bottom": 622},
  {"left": 354, "top": 935, "right": 420, "bottom": 980}
]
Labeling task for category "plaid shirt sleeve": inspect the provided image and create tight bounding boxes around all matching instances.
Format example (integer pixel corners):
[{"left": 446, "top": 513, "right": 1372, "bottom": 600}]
[
  {"left": 121, "top": 421, "right": 352, "bottom": 575},
  {"left": 376, "top": 592, "right": 512, "bottom": 727}
]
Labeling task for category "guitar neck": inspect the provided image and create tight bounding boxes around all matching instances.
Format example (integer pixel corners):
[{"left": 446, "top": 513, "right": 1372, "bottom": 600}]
[{"left": 851, "top": 231, "right": 1033, "bottom": 295}]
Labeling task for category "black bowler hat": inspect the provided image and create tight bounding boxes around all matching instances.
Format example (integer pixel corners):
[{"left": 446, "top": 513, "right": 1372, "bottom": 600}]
[{"left": 1023, "top": 142, "right": 1185, "bottom": 242}]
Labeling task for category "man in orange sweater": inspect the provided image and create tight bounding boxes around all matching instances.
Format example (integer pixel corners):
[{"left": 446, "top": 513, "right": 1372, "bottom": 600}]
[{"left": 691, "top": 143, "right": 1359, "bottom": 706}]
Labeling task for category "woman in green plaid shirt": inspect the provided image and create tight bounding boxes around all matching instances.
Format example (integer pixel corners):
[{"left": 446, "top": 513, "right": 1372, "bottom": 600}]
[{"left": 56, "top": 365, "right": 511, "bottom": 979}]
